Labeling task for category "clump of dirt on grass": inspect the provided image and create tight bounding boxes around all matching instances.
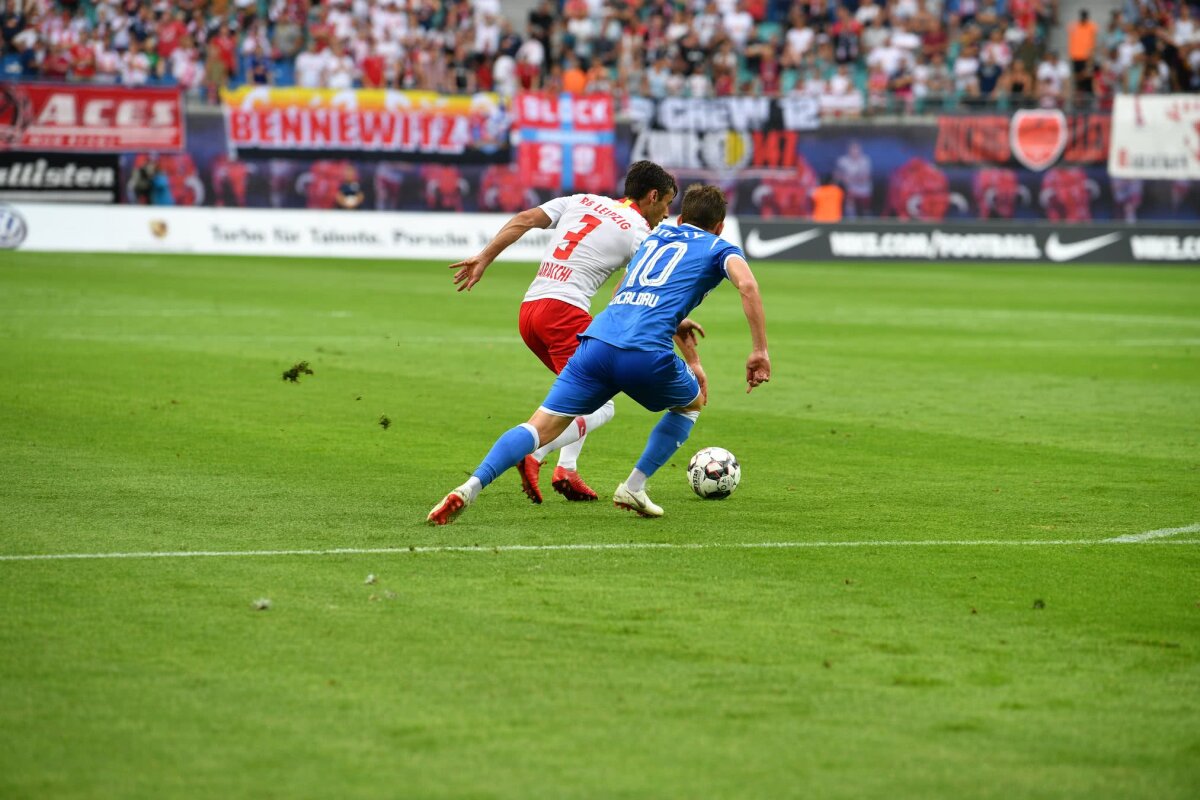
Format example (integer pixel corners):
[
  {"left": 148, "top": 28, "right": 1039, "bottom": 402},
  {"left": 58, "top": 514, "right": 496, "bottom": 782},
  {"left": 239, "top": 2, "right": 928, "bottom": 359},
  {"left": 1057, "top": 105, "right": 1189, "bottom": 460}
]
[
  {"left": 282, "top": 361, "right": 314, "bottom": 382},
  {"left": 378, "top": 415, "right": 391, "bottom": 430}
]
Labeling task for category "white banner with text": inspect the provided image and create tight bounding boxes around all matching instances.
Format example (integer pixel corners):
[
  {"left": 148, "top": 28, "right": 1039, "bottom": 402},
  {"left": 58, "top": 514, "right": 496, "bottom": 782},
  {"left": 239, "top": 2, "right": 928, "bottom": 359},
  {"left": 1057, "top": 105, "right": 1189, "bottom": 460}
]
[
  {"left": 0, "top": 203, "right": 743, "bottom": 259},
  {"left": 1108, "top": 95, "right": 1200, "bottom": 179}
]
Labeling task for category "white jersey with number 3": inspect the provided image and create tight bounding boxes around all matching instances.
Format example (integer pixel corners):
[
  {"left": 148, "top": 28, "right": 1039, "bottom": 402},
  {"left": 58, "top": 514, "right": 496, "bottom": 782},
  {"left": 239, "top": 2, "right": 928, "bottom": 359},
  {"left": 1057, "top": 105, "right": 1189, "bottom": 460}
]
[{"left": 522, "top": 194, "right": 651, "bottom": 312}]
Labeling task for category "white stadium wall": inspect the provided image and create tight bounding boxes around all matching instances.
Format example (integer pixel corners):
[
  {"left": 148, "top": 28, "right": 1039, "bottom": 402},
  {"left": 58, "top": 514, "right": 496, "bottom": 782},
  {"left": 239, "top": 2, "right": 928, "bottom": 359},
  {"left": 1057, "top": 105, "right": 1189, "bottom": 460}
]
[
  {"left": 1, "top": 202, "right": 1193, "bottom": 264},
  {"left": 3, "top": 203, "right": 559, "bottom": 261},
  {"left": 0, "top": 203, "right": 744, "bottom": 260}
]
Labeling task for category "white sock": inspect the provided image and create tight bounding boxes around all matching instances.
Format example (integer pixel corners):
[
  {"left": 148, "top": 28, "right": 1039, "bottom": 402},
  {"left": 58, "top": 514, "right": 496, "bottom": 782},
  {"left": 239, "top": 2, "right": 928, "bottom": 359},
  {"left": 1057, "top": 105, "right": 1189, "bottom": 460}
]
[
  {"left": 529, "top": 401, "right": 616, "bottom": 466},
  {"left": 555, "top": 432, "right": 586, "bottom": 470},
  {"left": 625, "top": 468, "right": 648, "bottom": 493},
  {"left": 460, "top": 476, "right": 483, "bottom": 502}
]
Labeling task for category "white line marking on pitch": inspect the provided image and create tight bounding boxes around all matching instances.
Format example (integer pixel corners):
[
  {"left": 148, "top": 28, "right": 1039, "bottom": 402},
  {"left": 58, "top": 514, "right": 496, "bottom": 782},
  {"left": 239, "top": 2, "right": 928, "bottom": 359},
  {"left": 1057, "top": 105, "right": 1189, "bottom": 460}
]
[
  {"left": 1103, "top": 523, "right": 1200, "bottom": 543},
  {"left": 1, "top": 535, "right": 1199, "bottom": 563}
]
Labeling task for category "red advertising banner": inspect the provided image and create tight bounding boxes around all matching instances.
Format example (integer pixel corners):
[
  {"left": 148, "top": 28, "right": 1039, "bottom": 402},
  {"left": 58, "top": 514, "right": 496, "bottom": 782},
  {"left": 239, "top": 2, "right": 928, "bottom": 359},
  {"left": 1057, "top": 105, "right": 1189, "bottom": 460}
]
[
  {"left": 0, "top": 83, "right": 183, "bottom": 152},
  {"left": 934, "top": 113, "right": 1109, "bottom": 170},
  {"left": 219, "top": 88, "right": 511, "bottom": 162},
  {"left": 514, "top": 93, "right": 616, "bottom": 194}
]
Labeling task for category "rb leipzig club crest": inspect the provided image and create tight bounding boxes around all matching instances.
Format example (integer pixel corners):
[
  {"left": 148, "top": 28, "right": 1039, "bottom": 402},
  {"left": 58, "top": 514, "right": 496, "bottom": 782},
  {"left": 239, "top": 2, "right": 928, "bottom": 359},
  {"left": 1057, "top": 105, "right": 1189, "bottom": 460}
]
[{"left": 1009, "top": 109, "right": 1068, "bottom": 172}]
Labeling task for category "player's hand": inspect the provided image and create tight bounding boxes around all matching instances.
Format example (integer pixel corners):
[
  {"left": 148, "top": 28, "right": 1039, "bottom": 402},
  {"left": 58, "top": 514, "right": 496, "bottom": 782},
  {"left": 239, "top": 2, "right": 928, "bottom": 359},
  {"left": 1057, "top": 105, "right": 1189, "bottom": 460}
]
[
  {"left": 676, "top": 318, "right": 706, "bottom": 345},
  {"left": 745, "top": 350, "right": 771, "bottom": 393},
  {"left": 448, "top": 255, "right": 492, "bottom": 292},
  {"left": 691, "top": 362, "right": 708, "bottom": 406}
]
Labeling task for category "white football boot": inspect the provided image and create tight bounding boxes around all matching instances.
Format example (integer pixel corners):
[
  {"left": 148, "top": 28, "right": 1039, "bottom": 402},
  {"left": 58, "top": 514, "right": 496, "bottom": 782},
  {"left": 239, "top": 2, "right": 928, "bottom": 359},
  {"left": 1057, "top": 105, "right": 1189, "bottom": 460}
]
[{"left": 612, "top": 483, "right": 664, "bottom": 518}]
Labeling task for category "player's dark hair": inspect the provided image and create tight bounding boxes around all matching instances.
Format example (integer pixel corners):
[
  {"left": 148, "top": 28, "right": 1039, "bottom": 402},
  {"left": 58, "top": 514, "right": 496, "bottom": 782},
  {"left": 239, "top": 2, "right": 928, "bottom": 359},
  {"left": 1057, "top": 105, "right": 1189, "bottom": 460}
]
[
  {"left": 623, "top": 161, "right": 677, "bottom": 203},
  {"left": 678, "top": 184, "right": 726, "bottom": 231}
]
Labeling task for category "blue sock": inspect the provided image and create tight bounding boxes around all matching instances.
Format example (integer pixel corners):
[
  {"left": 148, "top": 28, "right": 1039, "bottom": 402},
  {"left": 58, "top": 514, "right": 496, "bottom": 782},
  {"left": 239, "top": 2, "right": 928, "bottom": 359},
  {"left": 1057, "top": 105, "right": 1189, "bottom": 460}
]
[
  {"left": 634, "top": 411, "right": 696, "bottom": 479},
  {"left": 472, "top": 424, "right": 538, "bottom": 488}
]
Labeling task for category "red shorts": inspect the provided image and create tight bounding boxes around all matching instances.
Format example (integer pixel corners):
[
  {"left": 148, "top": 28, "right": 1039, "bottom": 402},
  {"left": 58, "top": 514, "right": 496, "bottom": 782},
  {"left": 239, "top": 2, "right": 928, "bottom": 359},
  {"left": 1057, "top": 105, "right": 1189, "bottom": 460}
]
[{"left": 519, "top": 298, "right": 592, "bottom": 374}]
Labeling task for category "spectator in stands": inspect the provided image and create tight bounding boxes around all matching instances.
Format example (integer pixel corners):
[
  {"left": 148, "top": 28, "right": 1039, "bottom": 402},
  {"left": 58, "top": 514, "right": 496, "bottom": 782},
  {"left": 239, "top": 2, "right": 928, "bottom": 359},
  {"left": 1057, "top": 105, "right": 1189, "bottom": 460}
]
[
  {"left": 954, "top": 44, "right": 982, "bottom": 101},
  {"left": 982, "top": 27, "right": 1012, "bottom": 68},
  {"left": 1006, "top": 56, "right": 1035, "bottom": 106},
  {"left": 1069, "top": 10, "right": 1099, "bottom": 95},
  {"left": 866, "top": 62, "right": 890, "bottom": 110},
  {"left": 294, "top": 39, "right": 328, "bottom": 89},
  {"left": 122, "top": 37, "right": 150, "bottom": 86},
  {"left": 811, "top": 176, "right": 845, "bottom": 222},
  {"left": 149, "top": 159, "right": 174, "bottom": 206},
  {"left": 562, "top": 53, "right": 587, "bottom": 93},
  {"left": 11, "top": 0, "right": 1183, "bottom": 117},
  {"left": 1, "top": 1, "right": 25, "bottom": 52},
  {"left": 171, "top": 34, "right": 203, "bottom": 94},
  {"left": 360, "top": 38, "right": 386, "bottom": 88},
  {"left": 210, "top": 23, "right": 238, "bottom": 82},
  {"left": 335, "top": 166, "right": 364, "bottom": 210},
  {"left": 830, "top": 7, "right": 862, "bottom": 65},
  {"left": 695, "top": 2, "right": 722, "bottom": 47},
  {"left": 157, "top": 10, "right": 187, "bottom": 64},
  {"left": 42, "top": 42, "right": 71, "bottom": 79},
  {"left": 1036, "top": 50, "right": 1071, "bottom": 106},
  {"left": 272, "top": 5, "right": 305, "bottom": 62},
  {"left": 911, "top": 53, "right": 933, "bottom": 107},
  {"left": 130, "top": 157, "right": 155, "bottom": 205},
  {"left": 784, "top": 12, "right": 815, "bottom": 67},
  {"left": 862, "top": 14, "right": 891, "bottom": 54},
  {"left": 203, "top": 40, "right": 229, "bottom": 103},
  {"left": 326, "top": 39, "right": 355, "bottom": 89},
  {"left": 856, "top": 0, "right": 883, "bottom": 27},
  {"left": 69, "top": 32, "right": 96, "bottom": 80},
  {"left": 723, "top": 1, "right": 756, "bottom": 49},
  {"left": 246, "top": 40, "right": 273, "bottom": 86},
  {"left": 528, "top": 0, "right": 554, "bottom": 54},
  {"left": 823, "top": 63, "right": 864, "bottom": 116},
  {"left": 977, "top": 48, "right": 1004, "bottom": 102}
]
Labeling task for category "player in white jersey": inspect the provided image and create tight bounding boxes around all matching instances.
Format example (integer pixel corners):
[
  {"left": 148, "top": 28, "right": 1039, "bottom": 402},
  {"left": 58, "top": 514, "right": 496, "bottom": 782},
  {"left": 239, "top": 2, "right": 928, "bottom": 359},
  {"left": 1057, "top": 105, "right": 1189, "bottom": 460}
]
[
  {"left": 835, "top": 141, "right": 874, "bottom": 218},
  {"left": 448, "top": 161, "right": 684, "bottom": 504}
]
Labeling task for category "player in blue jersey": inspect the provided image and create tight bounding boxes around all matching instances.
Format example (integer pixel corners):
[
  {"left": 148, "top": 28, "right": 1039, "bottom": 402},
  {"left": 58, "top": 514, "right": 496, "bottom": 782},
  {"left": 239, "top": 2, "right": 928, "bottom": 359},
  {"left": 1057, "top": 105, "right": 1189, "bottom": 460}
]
[{"left": 427, "top": 184, "right": 770, "bottom": 524}]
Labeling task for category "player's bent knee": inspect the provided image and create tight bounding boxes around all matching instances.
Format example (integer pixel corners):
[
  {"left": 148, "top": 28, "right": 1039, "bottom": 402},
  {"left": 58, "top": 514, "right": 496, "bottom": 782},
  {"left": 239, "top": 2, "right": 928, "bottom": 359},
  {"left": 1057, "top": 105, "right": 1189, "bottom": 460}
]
[{"left": 529, "top": 408, "right": 575, "bottom": 447}]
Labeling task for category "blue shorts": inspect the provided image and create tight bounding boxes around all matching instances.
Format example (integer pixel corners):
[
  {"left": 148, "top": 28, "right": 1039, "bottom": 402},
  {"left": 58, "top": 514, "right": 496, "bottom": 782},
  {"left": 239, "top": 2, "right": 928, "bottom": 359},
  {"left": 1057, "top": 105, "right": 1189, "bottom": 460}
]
[{"left": 540, "top": 337, "right": 701, "bottom": 416}]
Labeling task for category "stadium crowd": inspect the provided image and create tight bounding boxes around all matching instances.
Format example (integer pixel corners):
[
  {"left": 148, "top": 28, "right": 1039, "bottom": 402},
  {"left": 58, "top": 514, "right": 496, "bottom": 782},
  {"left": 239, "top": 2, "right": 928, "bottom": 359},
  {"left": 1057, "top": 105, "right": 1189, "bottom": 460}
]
[{"left": 2, "top": 0, "right": 1198, "bottom": 112}]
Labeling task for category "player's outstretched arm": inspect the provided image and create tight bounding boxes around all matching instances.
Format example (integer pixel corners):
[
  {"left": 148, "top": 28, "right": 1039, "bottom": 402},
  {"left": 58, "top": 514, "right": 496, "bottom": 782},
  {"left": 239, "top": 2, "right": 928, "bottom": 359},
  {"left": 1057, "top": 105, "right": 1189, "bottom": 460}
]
[
  {"left": 725, "top": 255, "right": 771, "bottom": 393},
  {"left": 449, "top": 207, "right": 552, "bottom": 292}
]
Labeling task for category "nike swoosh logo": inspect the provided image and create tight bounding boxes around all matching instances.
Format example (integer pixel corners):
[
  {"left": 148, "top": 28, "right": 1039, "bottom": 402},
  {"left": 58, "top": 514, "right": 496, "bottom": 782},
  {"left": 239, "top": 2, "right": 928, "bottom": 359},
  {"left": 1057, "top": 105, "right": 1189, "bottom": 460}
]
[
  {"left": 1044, "top": 233, "right": 1122, "bottom": 262},
  {"left": 745, "top": 228, "right": 823, "bottom": 258}
]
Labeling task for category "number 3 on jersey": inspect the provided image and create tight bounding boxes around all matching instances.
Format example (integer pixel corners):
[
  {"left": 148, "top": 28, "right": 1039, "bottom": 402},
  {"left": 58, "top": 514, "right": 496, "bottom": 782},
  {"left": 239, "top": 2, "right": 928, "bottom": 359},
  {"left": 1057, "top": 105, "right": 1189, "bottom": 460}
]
[{"left": 552, "top": 214, "right": 602, "bottom": 260}]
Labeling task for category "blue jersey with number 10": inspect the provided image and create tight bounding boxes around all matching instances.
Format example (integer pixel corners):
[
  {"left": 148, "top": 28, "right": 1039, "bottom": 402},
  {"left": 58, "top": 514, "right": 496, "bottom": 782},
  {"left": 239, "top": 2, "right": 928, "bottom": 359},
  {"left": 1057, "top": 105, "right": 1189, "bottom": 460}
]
[{"left": 582, "top": 223, "right": 744, "bottom": 352}]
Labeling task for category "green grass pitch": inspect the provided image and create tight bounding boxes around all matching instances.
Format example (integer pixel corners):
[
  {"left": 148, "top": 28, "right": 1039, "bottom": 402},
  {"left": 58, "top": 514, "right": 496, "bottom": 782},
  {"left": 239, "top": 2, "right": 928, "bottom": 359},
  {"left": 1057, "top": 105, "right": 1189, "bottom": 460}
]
[{"left": 1, "top": 250, "right": 1198, "bottom": 799}]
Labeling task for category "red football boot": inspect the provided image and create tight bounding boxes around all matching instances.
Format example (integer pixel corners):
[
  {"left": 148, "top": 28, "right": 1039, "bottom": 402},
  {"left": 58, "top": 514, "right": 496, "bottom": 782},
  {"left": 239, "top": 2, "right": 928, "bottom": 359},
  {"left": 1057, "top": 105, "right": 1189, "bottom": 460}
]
[
  {"left": 518, "top": 455, "right": 543, "bottom": 504},
  {"left": 552, "top": 466, "right": 598, "bottom": 501},
  {"left": 426, "top": 489, "right": 469, "bottom": 525}
]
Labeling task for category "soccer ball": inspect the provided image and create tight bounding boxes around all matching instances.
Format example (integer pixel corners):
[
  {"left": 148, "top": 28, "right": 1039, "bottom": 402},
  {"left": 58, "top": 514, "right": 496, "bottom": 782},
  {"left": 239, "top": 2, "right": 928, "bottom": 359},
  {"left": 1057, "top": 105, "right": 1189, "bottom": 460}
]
[{"left": 687, "top": 447, "right": 741, "bottom": 499}]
